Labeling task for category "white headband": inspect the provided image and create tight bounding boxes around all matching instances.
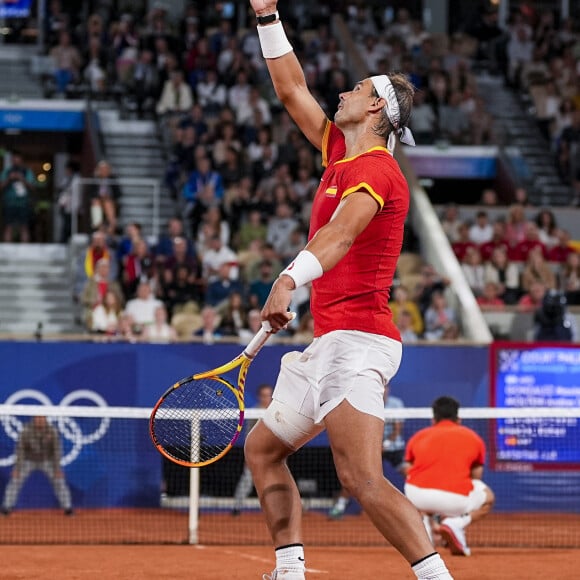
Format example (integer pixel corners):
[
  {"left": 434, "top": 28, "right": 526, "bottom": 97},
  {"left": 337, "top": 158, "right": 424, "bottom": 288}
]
[{"left": 370, "top": 75, "right": 415, "bottom": 151}]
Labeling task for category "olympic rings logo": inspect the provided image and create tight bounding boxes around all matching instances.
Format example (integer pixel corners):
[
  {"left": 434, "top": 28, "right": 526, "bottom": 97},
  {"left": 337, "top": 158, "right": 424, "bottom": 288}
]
[{"left": 0, "top": 389, "right": 111, "bottom": 467}]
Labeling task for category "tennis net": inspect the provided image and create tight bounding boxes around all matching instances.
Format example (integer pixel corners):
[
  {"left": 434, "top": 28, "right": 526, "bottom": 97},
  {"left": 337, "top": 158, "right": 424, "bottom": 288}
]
[{"left": 0, "top": 404, "right": 578, "bottom": 547}]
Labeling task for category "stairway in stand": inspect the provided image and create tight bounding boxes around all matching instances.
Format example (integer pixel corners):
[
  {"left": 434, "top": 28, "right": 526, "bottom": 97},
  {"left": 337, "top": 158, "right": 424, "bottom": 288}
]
[
  {"left": 0, "top": 244, "right": 77, "bottom": 336},
  {"left": 97, "top": 110, "right": 175, "bottom": 238},
  {"left": 476, "top": 73, "right": 572, "bottom": 206},
  {"left": 0, "top": 45, "right": 43, "bottom": 100}
]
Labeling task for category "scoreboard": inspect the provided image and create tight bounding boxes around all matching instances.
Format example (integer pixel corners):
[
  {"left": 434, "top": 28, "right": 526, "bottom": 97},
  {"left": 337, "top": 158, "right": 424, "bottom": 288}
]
[{"left": 490, "top": 342, "right": 580, "bottom": 469}]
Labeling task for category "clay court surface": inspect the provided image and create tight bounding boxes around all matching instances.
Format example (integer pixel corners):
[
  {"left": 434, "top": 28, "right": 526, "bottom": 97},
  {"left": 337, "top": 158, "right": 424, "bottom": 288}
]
[
  {"left": 0, "top": 510, "right": 578, "bottom": 578},
  {"left": 0, "top": 545, "right": 577, "bottom": 579}
]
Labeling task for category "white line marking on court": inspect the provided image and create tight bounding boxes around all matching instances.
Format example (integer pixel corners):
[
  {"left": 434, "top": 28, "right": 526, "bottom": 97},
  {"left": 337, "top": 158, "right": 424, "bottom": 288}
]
[{"left": 221, "top": 549, "right": 329, "bottom": 575}]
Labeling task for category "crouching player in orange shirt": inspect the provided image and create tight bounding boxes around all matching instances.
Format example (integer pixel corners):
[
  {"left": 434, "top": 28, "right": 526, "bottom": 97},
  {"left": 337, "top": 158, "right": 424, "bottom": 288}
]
[{"left": 404, "top": 396, "right": 495, "bottom": 556}]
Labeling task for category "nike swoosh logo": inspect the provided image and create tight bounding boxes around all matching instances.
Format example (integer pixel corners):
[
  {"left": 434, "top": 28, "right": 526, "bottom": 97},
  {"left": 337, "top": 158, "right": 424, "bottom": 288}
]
[
  {"left": 319, "top": 400, "right": 329, "bottom": 407},
  {"left": 298, "top": 557, "right": 305, "bottom": 561}
]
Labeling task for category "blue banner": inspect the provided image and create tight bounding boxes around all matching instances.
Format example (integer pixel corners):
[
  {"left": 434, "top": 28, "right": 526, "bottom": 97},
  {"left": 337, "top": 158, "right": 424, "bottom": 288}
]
[
  {"left": 0, "top": 109, "right": 85, "bottom": 132},
  {"left": 1, "top": 341, "right": 578, "bottom": 513},
  {"left": 0, "top": 0, "right": 33, "bottom": 18}
]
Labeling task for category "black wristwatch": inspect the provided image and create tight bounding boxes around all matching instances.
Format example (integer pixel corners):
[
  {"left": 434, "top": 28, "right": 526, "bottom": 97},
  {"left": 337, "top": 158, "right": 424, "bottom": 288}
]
[{"left": 256, "top": 11, "right": 279, "bottom": 25}]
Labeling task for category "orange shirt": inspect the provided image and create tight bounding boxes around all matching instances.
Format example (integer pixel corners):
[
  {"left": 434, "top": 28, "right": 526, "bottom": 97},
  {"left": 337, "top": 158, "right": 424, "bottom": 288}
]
[
  {"left": 309, "top": 121, "right": 409, "bottom": 340},
  {"left": 405, "top": 420, "right": 486, "bottom": 496}
]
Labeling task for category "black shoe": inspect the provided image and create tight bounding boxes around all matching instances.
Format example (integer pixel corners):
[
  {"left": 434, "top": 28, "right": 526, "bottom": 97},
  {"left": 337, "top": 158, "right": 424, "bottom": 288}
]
[
  {"left": 64, "top": 508, "right": 74, "bottom": 516},
  {"left": 1, "top": 508, "right": 10, "bottom": 516}
]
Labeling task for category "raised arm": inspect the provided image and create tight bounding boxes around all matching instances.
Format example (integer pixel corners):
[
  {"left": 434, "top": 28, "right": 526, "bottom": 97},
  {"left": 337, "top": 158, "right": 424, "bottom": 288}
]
[{"left": 250, "top": 0, "right": 328, "bottom": 151}]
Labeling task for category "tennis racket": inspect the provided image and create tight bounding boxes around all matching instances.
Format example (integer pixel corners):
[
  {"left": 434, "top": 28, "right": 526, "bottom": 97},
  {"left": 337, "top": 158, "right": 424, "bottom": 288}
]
[{"left": 149, "top": 314, "right": 294, "bottom": 468}]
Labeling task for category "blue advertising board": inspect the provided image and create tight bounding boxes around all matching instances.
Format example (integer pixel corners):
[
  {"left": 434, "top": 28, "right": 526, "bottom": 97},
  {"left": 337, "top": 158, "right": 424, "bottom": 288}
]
[
  {"left": 0, "top": 0, "right": 33, "bottom": 18},
  {"left": 491, "top": 342, "right": 580, "bottom": 468}
]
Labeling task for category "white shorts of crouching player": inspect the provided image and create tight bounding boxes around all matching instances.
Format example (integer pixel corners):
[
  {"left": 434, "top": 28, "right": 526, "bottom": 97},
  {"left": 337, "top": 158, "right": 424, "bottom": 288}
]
[{"left": 405, "top": 479, "right": 489, "bottom": 516}]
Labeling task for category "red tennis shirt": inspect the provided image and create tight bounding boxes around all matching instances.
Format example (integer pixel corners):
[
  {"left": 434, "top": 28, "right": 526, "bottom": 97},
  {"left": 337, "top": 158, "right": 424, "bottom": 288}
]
[
  {"left": 405, "top": 420, "right": 486, "bottom": 496},
  {"left": 309, "top": 121, "right": 409, "bottom": 340}
]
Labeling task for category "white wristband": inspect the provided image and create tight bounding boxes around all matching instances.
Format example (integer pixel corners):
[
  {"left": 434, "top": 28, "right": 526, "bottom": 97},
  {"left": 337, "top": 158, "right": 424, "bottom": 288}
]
[
  {"left": 280, "top": 250, "right": 323, "bottom": 289},
  {"left": 257, "top": 20, "right": 293, "bottom": 59}
]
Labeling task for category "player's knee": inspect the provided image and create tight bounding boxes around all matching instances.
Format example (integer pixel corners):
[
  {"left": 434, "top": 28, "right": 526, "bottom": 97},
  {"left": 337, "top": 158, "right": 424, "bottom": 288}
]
[
  {"left": 244, "top": 423, "right": 288, "bottom": 472},
  {"left": 335, "top": 464, "right": 378, "bottom": 502}
]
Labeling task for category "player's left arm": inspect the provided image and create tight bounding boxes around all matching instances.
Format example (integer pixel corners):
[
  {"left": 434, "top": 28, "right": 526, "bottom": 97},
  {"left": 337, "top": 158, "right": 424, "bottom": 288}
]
[{"left": 301, "top": 190, "right": 380, "bottom": 271}]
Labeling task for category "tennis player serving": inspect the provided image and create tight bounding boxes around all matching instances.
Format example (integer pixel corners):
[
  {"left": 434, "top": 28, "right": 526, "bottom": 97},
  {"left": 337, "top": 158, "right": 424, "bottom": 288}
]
[{"left": 245, "top": 2, "right": 454, "bottom": 579}]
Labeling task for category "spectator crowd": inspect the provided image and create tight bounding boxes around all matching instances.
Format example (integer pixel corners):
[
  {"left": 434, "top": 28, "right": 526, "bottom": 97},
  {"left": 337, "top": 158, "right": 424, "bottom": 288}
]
[{"left": 3, "top": 1, "right": 579, "bottom": 344}]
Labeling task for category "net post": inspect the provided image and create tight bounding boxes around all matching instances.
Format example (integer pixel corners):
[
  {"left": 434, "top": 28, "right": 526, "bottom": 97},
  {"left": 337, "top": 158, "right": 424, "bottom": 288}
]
[
  {"left": 189, "top": 467, "right": 200, "bottom": 544},
  {"left": 189, "top": 414, "right": 201, "bottom": 544}
]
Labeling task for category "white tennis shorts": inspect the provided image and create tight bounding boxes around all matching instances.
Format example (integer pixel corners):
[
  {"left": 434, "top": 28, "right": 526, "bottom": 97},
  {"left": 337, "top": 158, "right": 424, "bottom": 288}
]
[
  {"left": 404, "top": 480, "right": 489, "bottom": 516},
  {"left": 263, "top": 330, "right": 402, "bottom": 449}
]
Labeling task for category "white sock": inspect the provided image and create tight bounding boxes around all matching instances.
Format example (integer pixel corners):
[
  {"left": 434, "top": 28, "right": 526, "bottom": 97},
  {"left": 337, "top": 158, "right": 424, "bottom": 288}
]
[
  {"left": 443, "top": 514, "right": 472, "bottom": 529},
  {"left": 412, "top": 552, "right": 453, "bottom": 580},
  {"left": 335, "top": 496, "right": 348, "bottom": 510},
  {"left": 275, "top": 544, "right": 305, "bottom": 573}
]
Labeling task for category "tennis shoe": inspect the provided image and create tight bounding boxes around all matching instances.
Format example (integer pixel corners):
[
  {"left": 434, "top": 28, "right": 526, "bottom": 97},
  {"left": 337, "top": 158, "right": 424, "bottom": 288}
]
[
  {"left": 439, "top": 518, "right": 471, "bottom": 556},
  {"left": 328, "top": 503, "right": 345, "bottom": 520}
]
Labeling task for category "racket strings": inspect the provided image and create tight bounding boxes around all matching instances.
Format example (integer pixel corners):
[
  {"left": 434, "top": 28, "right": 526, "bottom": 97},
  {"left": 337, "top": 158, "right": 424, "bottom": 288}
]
[{"left": 152, "top": 377, "right": 242, "bottom": 465}]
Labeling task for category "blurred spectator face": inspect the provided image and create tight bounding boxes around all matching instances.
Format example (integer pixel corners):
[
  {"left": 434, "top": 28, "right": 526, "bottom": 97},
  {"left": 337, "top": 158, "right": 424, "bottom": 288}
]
[
  {"left": 524, "top": 222, "right": 539, "bottom": 240},
  {"left": 92, "top": 231, "right": 106, "bottom": 248},
  {"left": 509, "top": 204, "right": 525, "bottom": 223},
  {"left": 476, "top": 212, "right": 488, "bottom": 227},
  {"left": 529, "top": 281, "right": 546, "bottom": 303},
  {"left": 259, "top": 261, "right": 273, "bottom": 280},
  {"left": 566, "top": 252, "right": 580, "bottom": 269},
  {"left": 397, "top": 309, "right": 413, "bottom": 330},
  {"left": 126, "top": 223, "right": 141, "bottom": 240},
  {"left": 209, "top": 235, "right": 222, "bottom": 250},
  {"left": 528, "top": 245, "right": 545, "bottom": 266},
  {"left": 95, "top": 258, "right": 110, "bottom": 279},
  {"left": 431, "top": 291, "right": 446, "bottom": 310},
  {"left": 481, "top": 189, "right": 498, "bottom": 205},
  {"left": 422, "top": 264, "right": 436, "bottom": 283},
  {"left": 95, "top": 161, "right": 112, "bottom": 178},
  {"left": 201, "top": 306, "right": 217, "bottom": 329},
  {"left": 393, "top": 285, "right": 409, "bottom": 303},
  {"left": 168, "top": 218, "right": 183, "bottom": 237},
  {"left": 154, "top": 306, "right": 167, "bottom": 324},
  {"left": 248, "top": 210, "right": 262, "bottom": 226},
  {"left": 492, "top": 221, "right": 506, "bottom": 239},
  {"left": 134, "top": 239, "right": 148, "bottom": 257},
  {"left": 538, "top": 210, "right": 555, "bottom": 229},
  {"left": 491, "top": 246, "right": 508, "bottom": 266},
  {"left": 137, "top": 282, "right": 151, "bottom": 300},
  {"left": 197, "top": 156, "right": 212, "bottom": 174},
  {"left": 229, "top": 291, "right": 242, "bottom": 309},
  {"left": 442, "top": 204, "right": 458, "bottom": 221},
  {"left": 256, "top": 385, "right": 273, "bottom": 409},
  {"left": 513, "top": 189, "right": 528, "bottom": 205},
  {"left": 465, "top": 247, "right": 482, "bottom": 265},
  {"left": 457, "top": 222, "right": 470, "bottom": 241},
  {"left": 247, "top": 309, "right": 262, "bottom": 333},
  {"left": 483, "top": 282, "right": 499, "bottom": 301},
  {"left": 176, "top": 265, "right": 189, "bottom": 283},
  {"left": 104, "top": 290, "right": 119, "bottom": 310},
  {"left": 170, "top": 70, "right": 184, "bottom": 87},
  {"left": 276, "top": 203, "right": 292, "bottom": 219}
]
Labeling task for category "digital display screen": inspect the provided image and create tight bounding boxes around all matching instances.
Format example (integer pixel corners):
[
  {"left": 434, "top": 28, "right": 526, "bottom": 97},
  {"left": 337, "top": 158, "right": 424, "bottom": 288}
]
[{"left": 491, "top": 343, "right": 580, "bottom": 468}]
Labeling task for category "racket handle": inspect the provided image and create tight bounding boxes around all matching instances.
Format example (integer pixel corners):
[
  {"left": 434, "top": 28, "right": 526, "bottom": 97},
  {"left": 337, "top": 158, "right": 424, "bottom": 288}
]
[{"left": 243, "top": 312, "right": 296, "bottom": 359}]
